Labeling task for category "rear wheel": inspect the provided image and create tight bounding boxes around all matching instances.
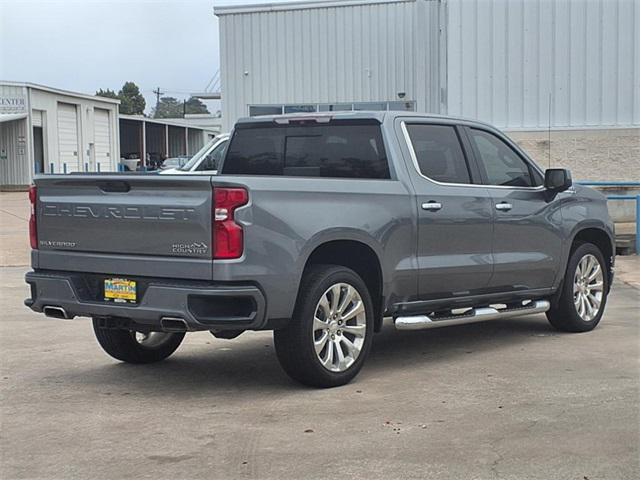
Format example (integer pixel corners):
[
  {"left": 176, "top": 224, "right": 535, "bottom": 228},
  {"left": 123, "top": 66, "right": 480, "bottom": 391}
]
[
  {"left": 274, "top": 265, "right": 374, "bottom": 388},
  {"left": 92, "top": 320, "right": 185, "bottom": 363},
  {"left": 546, "top": 243, "right": 609, "bottom": 332}
]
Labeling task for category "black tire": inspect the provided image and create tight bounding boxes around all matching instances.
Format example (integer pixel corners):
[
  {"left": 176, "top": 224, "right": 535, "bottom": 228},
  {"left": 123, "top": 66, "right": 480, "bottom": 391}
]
[
  {"left": 92, "top": 320, "right": 185, "bottom": 364},
  {"left": 274, "top": 265, "right": 375, "bottom": 388},
  {"left": 546, "top": 242, "right": 609, "bottom": 332}
]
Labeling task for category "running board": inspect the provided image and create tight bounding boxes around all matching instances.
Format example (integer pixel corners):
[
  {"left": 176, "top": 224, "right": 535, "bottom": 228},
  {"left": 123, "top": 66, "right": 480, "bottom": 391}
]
[{"left": 394, "top": 300, "right": 550, "bottom": 331}]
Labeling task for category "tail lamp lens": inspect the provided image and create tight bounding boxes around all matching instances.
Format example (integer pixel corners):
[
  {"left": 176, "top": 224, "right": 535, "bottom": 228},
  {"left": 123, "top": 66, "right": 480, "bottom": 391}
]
[
  {"left": 28, "top": 185, "right": 37, "bottom": 249},
  {"left": 213, "top": 187, "right": 248, "bottom": 259}
]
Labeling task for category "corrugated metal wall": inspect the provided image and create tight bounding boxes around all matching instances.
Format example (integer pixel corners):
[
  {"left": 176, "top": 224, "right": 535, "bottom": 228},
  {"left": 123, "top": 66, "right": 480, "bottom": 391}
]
[
  {"left": 187, "top": 128, "right": 204, "bottom": 155},
  {"left": 446, "top": 0, "right": 639, "bottom": 128},
  {"left": 168, "top": 126, "right": 186, "bottom": 157},
  {"left": 218, "top": 0, "right": 443, "bottom": 129}
]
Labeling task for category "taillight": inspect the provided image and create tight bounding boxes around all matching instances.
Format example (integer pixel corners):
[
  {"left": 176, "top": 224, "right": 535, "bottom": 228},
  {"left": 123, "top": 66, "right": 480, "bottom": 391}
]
[
  {"left": 28, "top": 185, "right": 37, "bottom": 249},
  {"left": 213, "top": 187, "right": 248, "bottom": 259}
]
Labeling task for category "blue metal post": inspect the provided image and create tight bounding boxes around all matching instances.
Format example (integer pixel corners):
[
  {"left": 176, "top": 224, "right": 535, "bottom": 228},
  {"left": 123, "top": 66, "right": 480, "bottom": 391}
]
[
  {"left": 49, "top": 163, "right": 54, "bottom": 173},
  {"left": 636, "top": 195, "right": 640, "bottom": 255}
]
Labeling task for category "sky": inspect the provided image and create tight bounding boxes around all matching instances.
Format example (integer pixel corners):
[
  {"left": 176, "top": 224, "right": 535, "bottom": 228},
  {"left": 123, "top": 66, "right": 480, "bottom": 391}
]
[{"left": 0, "top": 0, "right": 298, "bottom": 114}]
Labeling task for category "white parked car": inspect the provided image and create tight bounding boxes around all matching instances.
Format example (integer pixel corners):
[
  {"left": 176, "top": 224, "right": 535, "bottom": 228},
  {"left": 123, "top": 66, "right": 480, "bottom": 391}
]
[{"left": 159, "top": 134, "right": 229, "bottom": 175}]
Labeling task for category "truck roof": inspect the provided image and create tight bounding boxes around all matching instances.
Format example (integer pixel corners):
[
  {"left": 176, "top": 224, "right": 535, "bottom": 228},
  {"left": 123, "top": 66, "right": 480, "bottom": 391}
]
[{"left": 235, "top": 111, "right": 496, "bottom": 130}]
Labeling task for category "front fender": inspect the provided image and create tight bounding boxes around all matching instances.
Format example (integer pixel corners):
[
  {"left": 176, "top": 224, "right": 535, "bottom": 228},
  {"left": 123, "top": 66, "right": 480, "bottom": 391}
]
[{"left": 552, "top": 186, "right": 615, "bottom": 291}]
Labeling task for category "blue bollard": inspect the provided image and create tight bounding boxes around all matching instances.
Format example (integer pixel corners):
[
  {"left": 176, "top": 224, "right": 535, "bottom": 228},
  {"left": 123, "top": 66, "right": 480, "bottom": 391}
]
[{"left": 636, "top": 195, "right": 640, "bottom": 255}]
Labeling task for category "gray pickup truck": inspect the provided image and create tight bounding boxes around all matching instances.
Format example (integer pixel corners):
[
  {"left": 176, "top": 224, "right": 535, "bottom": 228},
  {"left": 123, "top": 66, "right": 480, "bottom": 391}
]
[{"left": 25, "top": 112, "right": 615, "bottom": 387}]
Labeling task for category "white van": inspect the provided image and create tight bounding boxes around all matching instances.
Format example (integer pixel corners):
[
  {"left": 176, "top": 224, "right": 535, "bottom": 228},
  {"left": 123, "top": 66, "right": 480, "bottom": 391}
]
[{"left": 159, "top": 134, "right": 229, "bottom": 175}]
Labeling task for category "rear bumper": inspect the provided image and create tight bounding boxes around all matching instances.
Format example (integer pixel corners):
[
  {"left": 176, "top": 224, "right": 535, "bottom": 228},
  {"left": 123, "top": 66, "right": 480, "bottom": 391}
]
[{"left": 24, "top": 270, "right": 266, "bottom": 331}]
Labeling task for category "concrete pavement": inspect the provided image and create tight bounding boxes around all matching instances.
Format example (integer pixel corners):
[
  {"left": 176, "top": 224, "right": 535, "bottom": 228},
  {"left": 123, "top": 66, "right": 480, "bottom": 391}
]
[{"left": 1, "top": 192, "right": 639, "bottom": 479}]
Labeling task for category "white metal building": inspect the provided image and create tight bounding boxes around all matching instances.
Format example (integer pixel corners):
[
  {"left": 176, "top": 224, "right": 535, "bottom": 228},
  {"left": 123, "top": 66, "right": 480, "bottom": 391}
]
[
  {"left": 216, "top": 0, "right": 638, "bottom": 129},
  {"left": 215, "top": 0, "right": 639, "bottom": 180},
  {"left": 0, "top": 82, "right": 120, "bottom": 188},
  {"left": 0, "top": 83, "right": 221, "bottom": 187}
]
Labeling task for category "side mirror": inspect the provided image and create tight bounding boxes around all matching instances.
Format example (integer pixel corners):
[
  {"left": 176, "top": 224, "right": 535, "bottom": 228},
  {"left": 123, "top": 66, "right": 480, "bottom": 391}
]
[{"left": 544, "top": 168, "right": 572, "bottom": 192}]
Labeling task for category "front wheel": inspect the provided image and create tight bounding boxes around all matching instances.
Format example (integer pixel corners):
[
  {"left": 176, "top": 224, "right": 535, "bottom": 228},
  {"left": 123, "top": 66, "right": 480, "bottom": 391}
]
[
  {"left": 274, "top": 265, "right": 374, "bottom": 388},
  {"left": 92, "top": 320, "right": 185, "bottom": 363},
  {"left": 546, "top": 242, "right": 609, "bottom": 332}
]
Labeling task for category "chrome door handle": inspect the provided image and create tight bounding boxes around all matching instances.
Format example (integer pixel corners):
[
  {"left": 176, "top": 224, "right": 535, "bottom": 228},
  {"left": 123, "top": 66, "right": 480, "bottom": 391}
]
[
  {"left": 422, "top": 201, "right": 442, "bottom": 211},
  {"left": 495, "top": 202, "right": 513, "bottom": 211}
]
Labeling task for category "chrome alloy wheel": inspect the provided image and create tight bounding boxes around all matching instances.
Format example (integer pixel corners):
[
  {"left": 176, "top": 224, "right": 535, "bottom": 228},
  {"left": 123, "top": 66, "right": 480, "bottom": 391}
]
[
  {"left": 133, "top": 331, "right": 176, "bottom": 349},
  {"left": 573, "top": 253, "right": 604, "bottom": 322},
  {"left": 313, "top": 282, "right": 367, "bottom": 373}
]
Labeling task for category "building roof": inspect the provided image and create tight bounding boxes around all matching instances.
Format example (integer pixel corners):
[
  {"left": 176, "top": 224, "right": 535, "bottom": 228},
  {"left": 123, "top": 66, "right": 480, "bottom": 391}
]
[
  {"left": 119, "top": 114, "right": 219, "bottom": 132},
  {"left": 0, "top": 81, "right": 121, "bottom": 104},
  {"left": 215, "top": 0, "right": 415, "bottom": 15}
]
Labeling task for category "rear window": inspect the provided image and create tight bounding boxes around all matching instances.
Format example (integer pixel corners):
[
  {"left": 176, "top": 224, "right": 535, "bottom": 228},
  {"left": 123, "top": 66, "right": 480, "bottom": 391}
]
[{"left": 221, "top": 122, "right": 390, "bottom": 179}]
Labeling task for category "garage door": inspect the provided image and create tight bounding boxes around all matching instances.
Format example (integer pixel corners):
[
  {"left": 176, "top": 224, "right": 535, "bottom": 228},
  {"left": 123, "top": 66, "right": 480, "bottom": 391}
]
[
  {"left": 94, "top": 108, "right": 111, "bottom": 171},
  {"left": 57, "top": 103, "right": 79, "bottom": 172}
]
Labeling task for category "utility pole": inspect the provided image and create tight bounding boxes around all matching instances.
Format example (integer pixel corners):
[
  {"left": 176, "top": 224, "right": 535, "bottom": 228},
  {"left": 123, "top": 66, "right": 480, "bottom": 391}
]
[{"left": 152, "top": 87, "right": 164, "bottom": 115}]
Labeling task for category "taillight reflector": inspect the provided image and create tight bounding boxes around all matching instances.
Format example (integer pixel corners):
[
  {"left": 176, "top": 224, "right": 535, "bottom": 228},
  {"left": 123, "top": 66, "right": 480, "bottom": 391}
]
[
  {"left": 28, "top": 185, "right": 37, "bottom": 249},
  {"left": 213, "top": 187, "right": 248, "bottom": 259}
]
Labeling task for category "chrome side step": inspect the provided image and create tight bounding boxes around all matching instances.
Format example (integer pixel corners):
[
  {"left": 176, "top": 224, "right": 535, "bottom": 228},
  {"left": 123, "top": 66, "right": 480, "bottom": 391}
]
[{"left": 394, "top": 300, "right": 550, "bottom": 331}]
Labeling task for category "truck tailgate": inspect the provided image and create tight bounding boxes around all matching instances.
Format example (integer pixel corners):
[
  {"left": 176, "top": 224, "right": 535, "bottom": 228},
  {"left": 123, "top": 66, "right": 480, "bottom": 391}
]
[{"left": 35, "top": 174, "right": 213, "bottom": 260}]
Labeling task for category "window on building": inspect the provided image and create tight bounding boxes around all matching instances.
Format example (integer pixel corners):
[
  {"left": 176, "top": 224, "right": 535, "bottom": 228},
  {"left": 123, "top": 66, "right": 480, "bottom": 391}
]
[
  {"left": 223, "top": 122, "right": 390, "bottom": 179},
  {"left": 249, "top": 100, "right": 418, "bottom": 116},
  {"left": 353, "top": 102, "right": 387, "bottom": 111},
  {"left": 248, "top": 105, "right": 283, "bottom": 116},
  {"left": 405, "top": 124, "right": 472, "bottom": 184},
  {"left": 283, "top": 105, "right": 317, "bottom": 114},
  {"left": 318, "top": 103, "right": 353, "bottom": 112},
  {"left": 468, "top": 128, "right": 541, "bottom": 187},
  {"left": 388, "top": 101, "right": 416, "bottom": 111}
]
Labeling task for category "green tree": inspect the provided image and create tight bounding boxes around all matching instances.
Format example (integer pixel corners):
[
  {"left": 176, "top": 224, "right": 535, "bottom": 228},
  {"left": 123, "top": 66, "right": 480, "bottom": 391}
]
[
  {"left": 95, "top": 88, "right": 118, "bottom": 99},
  {"left": 184, "top": 97, "right": 209, "bottom": 115},
  {"left": 153, "top": 96, "right": 210, "bottom": 118},
  {"left": 118, "top": 81, "right": 146, "bottom": 115},
  {"left": 153, "top": 96, "right": 182, "bottom": 118}
]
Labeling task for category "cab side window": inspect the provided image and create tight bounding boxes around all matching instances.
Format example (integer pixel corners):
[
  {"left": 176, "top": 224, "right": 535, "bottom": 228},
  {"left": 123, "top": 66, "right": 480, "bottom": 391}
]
[
  {"left": 405, "top": 124, "right": 472, "bottom": 184},
  {"left": 468, "top": 129, "right": 542, "bottom": 187}
]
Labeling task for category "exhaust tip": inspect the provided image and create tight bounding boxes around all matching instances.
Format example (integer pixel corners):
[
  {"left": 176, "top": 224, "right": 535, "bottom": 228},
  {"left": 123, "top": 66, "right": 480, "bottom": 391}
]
[
  {"left": 43, "top": 306, "right": 71, "bottom": 319},
  {"left": 160, "top": 317, "right": 189, "bottom": 332}
]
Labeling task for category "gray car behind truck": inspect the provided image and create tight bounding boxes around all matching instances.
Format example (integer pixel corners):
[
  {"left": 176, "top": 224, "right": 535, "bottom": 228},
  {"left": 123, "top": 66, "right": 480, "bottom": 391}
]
[{"left": 25, "top": 112, "right": 615, "bottom": 387}]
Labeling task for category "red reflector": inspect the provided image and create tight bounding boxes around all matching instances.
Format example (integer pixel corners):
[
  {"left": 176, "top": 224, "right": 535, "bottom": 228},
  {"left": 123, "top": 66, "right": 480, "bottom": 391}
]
[
  {"left": 213, "top": 187, "right": 248, "bottom": 259},
  {"left": 28, "top": 185, "right": 37, "bottom": 249}
]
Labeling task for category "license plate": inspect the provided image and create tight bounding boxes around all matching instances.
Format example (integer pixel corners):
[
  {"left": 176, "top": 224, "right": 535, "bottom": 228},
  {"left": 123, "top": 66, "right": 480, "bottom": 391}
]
[{"left": 104, "top": 278, "right": 137, "bottom": 303}]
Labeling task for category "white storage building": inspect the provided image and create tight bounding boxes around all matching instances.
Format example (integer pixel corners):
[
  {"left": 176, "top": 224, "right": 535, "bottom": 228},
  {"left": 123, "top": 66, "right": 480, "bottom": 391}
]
[
  {"left": 0, "top": 82, "right": 120, "bottom": 188},
  {"left": 0, "top": 82, "right": 222, "bottom": 187}
]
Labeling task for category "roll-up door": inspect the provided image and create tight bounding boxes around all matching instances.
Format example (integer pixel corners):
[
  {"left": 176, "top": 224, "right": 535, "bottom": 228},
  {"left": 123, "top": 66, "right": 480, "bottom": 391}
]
[
  {"left": 57, "top": 103, "right": 79, "bottom": 172},
  {"left": 94, "top": 108, "right": 111, "bottom": 171}
]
